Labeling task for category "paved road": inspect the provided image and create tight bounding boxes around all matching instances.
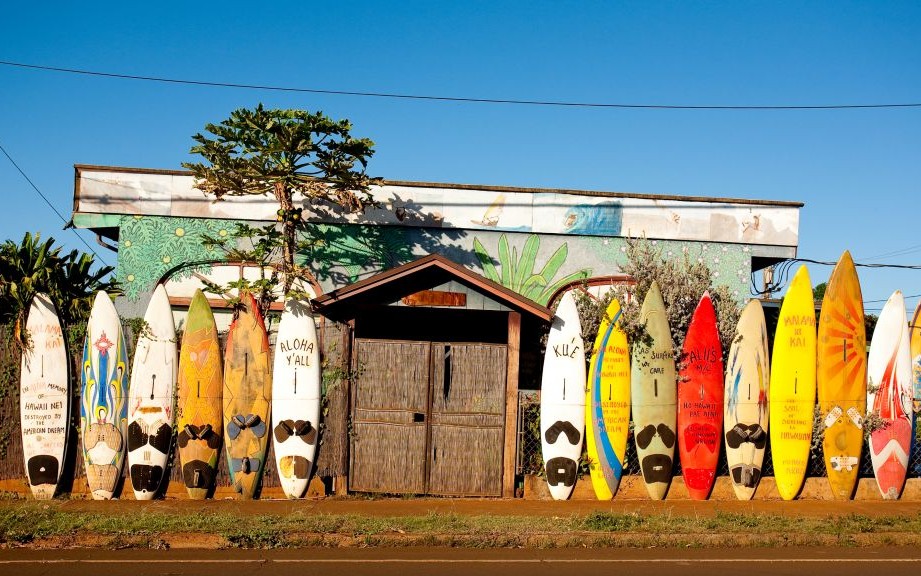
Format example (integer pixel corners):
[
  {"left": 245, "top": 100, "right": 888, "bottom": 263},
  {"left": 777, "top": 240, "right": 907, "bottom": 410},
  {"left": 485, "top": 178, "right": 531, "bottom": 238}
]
[{"left": 3, "top": 548, "right": 921, "bottom": 576}]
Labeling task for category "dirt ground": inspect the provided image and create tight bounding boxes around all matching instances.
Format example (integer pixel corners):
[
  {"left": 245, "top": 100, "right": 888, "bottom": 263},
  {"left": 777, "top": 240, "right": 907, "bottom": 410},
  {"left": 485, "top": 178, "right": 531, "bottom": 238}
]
[
  {"left": 3, "top": 494, "right": 921, "bottom": 554},
  {"left": 51, "top": 494, "right": 921, "bottom": 518}
]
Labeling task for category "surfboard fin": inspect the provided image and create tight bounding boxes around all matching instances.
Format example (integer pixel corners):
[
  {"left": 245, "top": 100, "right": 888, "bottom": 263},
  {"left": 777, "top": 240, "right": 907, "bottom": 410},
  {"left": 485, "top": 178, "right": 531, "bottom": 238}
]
[
  {"left": 823, "top": 406, "right": 843, "bottom": 428},
  {"left": 846, "top": 407, "right": 863, "bottom": 429}
]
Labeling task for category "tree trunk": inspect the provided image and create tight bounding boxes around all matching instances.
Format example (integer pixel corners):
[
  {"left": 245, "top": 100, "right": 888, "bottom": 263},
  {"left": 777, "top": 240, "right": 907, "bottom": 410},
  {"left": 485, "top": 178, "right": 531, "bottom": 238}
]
[{"left": 274, "top": 181, "right": 296, "bottom": 295}]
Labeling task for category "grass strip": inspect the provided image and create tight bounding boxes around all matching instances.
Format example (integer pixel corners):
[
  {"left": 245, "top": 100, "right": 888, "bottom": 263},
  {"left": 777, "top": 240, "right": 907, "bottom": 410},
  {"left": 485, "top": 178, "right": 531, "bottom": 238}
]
[{"left": 1, "top": 503, "right": 921, "bottom": 549}]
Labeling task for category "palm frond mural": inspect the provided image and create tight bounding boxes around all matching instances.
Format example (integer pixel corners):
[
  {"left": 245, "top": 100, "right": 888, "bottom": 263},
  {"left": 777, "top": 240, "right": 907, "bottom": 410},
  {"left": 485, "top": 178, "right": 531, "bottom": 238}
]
[{"left": 473, "top": 233, "right": 591, "bottom": 305}]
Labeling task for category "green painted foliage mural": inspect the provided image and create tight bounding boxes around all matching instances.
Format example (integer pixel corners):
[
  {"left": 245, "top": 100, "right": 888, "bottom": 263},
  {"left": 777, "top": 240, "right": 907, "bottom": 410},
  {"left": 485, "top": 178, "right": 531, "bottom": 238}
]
[
  {"left": 473, "top": 233, "right": 591, "bottom": 305},
  {"left": 117, "top": 215, "right": 752, "bottom": 309},
  {"left": 118, "top": 216, "right": 237, "bottom": 300},
  {"left": 117, "top": 217, "right": 422, "bottom": 300}
]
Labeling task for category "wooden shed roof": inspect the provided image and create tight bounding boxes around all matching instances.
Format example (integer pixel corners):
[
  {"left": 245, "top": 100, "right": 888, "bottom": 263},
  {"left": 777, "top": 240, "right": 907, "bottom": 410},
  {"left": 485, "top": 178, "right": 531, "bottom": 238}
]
[{"left": 312, "top": 254, "right": 553, "bottom": 322}]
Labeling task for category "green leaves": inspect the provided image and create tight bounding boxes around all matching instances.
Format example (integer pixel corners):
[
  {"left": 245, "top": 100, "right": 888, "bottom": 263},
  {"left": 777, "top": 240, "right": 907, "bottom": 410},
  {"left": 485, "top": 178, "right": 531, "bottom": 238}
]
[
  {"left": 184, "top": 104, "right": 381, "bottom": 300},
  {"left": 183, "top": 104, "right": 378, "bottom": 209},
  {"left": 0, "top": 232, "right": 117, "bottom": 347},
  {"left": 473, "top": 233, "right": 591, "bottom": 306},
  {"left": 472, "top": 238, "right": 499, "bottom": 283}
]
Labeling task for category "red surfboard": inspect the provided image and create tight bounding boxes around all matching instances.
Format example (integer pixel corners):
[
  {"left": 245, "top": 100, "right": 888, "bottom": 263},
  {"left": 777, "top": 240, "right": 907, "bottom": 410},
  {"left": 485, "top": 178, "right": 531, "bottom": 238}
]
[{"left": 677, "top": 292, "right": 724, "bottom": 500}]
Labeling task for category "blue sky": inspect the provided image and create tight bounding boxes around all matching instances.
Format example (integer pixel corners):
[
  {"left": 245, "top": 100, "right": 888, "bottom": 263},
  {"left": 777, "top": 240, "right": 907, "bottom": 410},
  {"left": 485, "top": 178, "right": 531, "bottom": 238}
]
[{"left": 2, "top": 2, "right": 919, "bottom": 313}]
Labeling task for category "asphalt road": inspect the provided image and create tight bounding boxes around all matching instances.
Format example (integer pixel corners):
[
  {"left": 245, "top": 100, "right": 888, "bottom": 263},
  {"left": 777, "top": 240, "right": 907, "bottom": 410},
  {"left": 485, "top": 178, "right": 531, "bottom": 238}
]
[{"left": 3, "top": 548, "right": 921, "bottom": 576}]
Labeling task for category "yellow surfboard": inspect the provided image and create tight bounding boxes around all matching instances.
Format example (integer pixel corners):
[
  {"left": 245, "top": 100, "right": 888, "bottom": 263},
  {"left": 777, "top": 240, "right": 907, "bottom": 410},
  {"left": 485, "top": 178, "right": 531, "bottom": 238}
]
[
  {"left": 585, "top": 297, "right": 631, "bottom": 500},
  {"left": 910, "top": 300, "right": 921, "bottom": 415},
  {"left": 769, "top": 266, "right": 816, "bottom": 501},
  {"left": 817, "top": 251, "right": 866, "bottom": 499}
]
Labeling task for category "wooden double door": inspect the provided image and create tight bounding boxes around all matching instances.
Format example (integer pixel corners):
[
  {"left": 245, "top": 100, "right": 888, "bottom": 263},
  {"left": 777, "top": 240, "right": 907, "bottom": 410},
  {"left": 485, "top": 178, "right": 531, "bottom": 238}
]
[{"left": 349, "top": 339, "right": 507, "bottom": 496}]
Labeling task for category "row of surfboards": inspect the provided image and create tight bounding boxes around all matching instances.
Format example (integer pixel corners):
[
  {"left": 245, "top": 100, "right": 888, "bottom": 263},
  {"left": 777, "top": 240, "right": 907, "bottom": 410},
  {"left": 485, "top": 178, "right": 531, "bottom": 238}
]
[
  {"left": 541, "top": 251, "right": 921, "bottom": 501},
  {"left": 19, "top": 286, "right": 321, "bottom": 500}
]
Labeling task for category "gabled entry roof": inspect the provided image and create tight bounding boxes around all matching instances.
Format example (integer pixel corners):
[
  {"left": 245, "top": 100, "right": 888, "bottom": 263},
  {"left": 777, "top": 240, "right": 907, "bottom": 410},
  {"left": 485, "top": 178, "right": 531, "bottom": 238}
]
[{"left": 312, "top": 254, "right": 553, "bottom": 322}]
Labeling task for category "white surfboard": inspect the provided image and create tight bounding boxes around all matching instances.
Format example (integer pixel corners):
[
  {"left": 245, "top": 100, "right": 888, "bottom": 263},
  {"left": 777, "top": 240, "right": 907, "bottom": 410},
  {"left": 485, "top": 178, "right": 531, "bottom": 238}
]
[
  {"left": 20, "top": 293, "right": 69, "bottom": 500},
  {"left": 723, "top": 299, "right": 770, "bottom": 500},
  {"left": 127, "top": 284, "right": 177, "bottom": 500},
  {"left": 867, "top": 290, "right": 913, "bottom": 499},
  {"left": 271, "top": 299, "right": 322, "bottom": 499},
  {"left": 540, "top": 291, "right": 586, "bottom": 500},
  {"left": 81, "top": 290, "right": 129, "bottom": 500}
]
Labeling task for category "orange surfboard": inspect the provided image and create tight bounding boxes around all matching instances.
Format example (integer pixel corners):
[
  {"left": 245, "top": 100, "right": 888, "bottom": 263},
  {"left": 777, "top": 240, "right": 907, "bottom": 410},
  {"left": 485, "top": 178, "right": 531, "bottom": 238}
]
[
  {"left": 223, "top": 292, "right": 272, "bottom": 499},
  {"left": 817, "top": 251, "right": 866, "bottom": 499}
]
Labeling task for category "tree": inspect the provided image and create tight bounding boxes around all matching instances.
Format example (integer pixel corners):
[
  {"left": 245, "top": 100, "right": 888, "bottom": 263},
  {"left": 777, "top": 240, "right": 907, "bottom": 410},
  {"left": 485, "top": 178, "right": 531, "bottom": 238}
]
[
  {"left": 0, "top": 232, "right": 118, "bottom": 347},
  {"left": 813, "top": 282, "right": 827, "bottom": 302},
  {"left": 183, "top": 105, "right": 379, "bottom": 299}
]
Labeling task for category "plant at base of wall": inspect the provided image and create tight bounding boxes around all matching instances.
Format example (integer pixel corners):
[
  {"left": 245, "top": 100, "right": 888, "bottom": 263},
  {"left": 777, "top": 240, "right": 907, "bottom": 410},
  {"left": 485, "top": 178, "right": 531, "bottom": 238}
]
[{"left": 572, "top": 237, "right": 740, "bottom": 363}]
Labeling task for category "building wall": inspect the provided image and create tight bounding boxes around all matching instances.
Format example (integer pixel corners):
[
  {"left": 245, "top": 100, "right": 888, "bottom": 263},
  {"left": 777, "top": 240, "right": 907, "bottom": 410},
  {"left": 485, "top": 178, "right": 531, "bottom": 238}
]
[{"left": 115, "top": 215, "right": 753, "bottom": 313}]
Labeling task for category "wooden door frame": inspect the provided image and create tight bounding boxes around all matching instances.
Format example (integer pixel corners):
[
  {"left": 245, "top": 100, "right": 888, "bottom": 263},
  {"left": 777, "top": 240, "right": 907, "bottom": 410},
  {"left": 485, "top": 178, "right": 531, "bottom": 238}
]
[
  {"left": 503, "top": 312, "right": 521, "bottom": 498},
  {"left": 345, "top": 310, "right": 523, "bottom": 498}
]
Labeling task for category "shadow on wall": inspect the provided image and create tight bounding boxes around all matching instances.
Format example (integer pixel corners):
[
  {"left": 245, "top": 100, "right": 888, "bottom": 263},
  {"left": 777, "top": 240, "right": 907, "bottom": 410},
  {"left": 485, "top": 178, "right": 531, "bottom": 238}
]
[{"left": 301, "top": 222, "right": 473, "bottom": 287}]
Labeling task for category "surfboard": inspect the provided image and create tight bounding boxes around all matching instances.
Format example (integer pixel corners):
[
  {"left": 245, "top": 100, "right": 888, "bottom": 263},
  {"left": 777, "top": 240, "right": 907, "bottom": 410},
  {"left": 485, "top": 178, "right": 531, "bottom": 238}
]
[
  {"left": 867, "top": 290, "right": 913, "bottom": 500},
  {"left": 677, "top": 291, "right": 723, "bottom": 500},
  {"left": 911, "top": 300, "right": 921, "bottom": 474},
  {"left": 631, "top": 281, "right": 677, "bottom": 500},
  {"left": 585, "top": 296, "right": 630, "bottom": 500},
  {"left": 910, "top": 300, "right": 921, "bottom": 416},
  {"left": 540, "top": 291, "right": 586, "bottom": 500},
  {"left": 127, "top": 284, "right": 177, "bottom": 500},
  {"left": 80, "top": 290, "right": 129, "bottom": 500},
  {"left": 723, "top": 299, "right": 770, "bottom": 500},
  {"left": 20, "top": 293, "right": 69, "bottom": 500},
  {"left": 769, "top": 265, "right": 816, "bottom": 501},
  {"left": 177, "top": 289, "right": 223, "bottom": 500},
  {"left": 271, "top": 299, "right": 321, "bottom": 499},
  {"left": 224, "top": 291, "right": 272, "bottom": 499},
  {"left": 817, "top": 251, "right": 866, "bottom": 499}
]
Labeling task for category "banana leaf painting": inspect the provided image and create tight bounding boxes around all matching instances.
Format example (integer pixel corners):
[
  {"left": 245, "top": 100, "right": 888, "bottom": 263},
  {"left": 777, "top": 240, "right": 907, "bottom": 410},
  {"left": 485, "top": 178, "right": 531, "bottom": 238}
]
[{"left": 473, "top": 234, "right": 591, "bottom": 306}]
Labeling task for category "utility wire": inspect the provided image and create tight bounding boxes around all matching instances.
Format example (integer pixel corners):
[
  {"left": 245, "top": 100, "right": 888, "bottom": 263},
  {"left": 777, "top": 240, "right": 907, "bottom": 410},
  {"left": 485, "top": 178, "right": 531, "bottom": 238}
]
[
  {"left": 751, "top": 258, "right": 921, "bottom": 300},
  {"left": 864, "top": 293, "right": 921, "bottom": 304},
  {"left": 796, "top": 257, "right": 921, "bottom": 271},
  {"left": 860, "top": 243, "right": 921, "bottom": 262},
  {"left": 3, "top": 59, "right": 921, "bottom": 111},
  {"left": 0, "top": 139, "right": 109, "bottom": 265}
]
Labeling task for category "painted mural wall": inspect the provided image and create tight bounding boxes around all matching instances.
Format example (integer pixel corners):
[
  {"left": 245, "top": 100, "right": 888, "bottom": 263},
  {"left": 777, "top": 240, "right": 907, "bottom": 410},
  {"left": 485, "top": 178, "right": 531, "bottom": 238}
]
[{"left": 116, "top": 215, "right": 753, "bottom": 308}]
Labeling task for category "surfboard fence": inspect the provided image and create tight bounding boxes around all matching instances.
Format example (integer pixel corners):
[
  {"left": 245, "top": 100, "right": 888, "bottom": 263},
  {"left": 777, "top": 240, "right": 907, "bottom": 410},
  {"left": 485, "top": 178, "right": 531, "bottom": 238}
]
[
  {"left": 517, "top": 391, "right": 921, "bottom": 485},
  {"left": 0, "top": 319, "right": 350, "bottom": 496},
  {"left": 4, "top": 314, "right": 920, "bottom": 498}
]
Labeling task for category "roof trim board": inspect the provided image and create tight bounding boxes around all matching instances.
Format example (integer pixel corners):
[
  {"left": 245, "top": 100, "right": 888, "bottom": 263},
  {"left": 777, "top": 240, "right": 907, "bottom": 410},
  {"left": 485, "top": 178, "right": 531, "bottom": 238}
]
[{"left": 312, "top": 254, "right": 553, "bottom": 322}]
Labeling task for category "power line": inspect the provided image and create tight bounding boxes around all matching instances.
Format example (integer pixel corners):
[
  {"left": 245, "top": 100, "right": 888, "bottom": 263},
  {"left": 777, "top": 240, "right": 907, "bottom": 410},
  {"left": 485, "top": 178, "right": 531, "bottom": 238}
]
[
  {"left": 864, "top": 293, "right": 921, "bottom": 304},
  {"left": 860, "top": 243, "right": 921, "bottom": 262},
  {"left": 795, "top": 257, "right": 921, "bottom": 271},
  {"left": 3, "top": 59, "right": 921, "bottom": 111},
  {"left": 751, "top": 258, "right": 921, "bottom": 300},
  {"left": 0, "top": 139, "right": 110, "bottom": 265}
]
